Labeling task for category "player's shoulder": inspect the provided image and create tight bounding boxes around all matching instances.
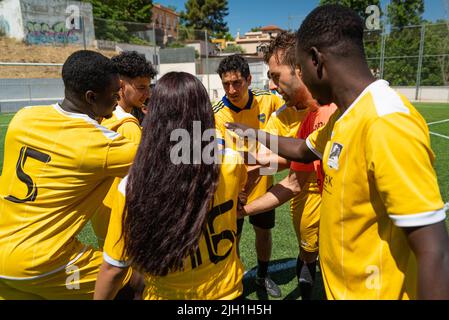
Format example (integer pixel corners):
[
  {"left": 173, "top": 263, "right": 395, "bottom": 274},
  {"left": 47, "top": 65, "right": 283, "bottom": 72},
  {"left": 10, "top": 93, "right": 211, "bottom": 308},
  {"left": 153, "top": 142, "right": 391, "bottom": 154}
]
[
  {"left": 212, "top": 98, "right": 226, "bottom": 114},
  {"left": 365, "top": 80, "right": 412, "bottom": 118},
  {"left": 15, "top": 104, "right": 55, "bottom": 118},
  {"left": 252, "top": 88, "right": 272, "bottom": 96}
]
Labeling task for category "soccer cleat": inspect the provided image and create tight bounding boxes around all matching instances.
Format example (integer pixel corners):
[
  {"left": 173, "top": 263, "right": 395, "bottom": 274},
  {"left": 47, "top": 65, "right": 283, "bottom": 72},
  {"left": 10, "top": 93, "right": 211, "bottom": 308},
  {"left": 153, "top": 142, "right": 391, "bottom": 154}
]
[{"left": 255, "top": 275, "right": 282, "bottom": 298}]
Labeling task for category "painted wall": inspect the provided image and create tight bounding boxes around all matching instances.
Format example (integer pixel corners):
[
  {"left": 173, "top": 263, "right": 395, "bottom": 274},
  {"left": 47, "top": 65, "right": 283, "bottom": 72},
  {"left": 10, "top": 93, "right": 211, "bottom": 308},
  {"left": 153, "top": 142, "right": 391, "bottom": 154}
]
[
  {"left": 0, "top": 0, "right": 95, "bottom": 45},
  {"left": 21, "top": 0, "right": 95, "bottom": 45}
]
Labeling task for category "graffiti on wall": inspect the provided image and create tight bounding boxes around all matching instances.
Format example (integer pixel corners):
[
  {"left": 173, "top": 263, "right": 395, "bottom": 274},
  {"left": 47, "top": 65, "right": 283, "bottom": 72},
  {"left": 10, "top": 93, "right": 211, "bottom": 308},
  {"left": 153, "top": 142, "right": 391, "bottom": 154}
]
[
  {"left": 25, "top": 21, "right": 80, "bottom": 45},
  {"left": 0, "top": 16, "right": 10, "bottom": 35}
]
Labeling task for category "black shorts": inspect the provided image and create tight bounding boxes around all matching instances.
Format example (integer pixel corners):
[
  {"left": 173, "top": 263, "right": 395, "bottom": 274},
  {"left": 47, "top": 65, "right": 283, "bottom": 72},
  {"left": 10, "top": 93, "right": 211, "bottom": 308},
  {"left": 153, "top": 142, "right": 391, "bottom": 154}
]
[{"left": 237, "top": 209, "right": 275, "bottom": 235}]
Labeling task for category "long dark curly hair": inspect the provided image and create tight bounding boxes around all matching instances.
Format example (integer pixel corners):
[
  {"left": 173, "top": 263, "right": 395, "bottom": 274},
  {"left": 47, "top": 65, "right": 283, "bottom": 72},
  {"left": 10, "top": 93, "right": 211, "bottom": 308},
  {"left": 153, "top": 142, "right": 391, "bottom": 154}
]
[{"left": 124, "top": 72, "right": 220, "bottom": 276}]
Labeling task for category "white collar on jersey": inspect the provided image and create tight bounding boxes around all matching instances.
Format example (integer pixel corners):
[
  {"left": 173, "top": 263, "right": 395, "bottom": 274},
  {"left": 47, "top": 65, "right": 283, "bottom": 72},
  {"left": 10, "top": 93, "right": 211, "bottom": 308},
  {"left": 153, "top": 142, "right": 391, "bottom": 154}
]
[{"left": 336, "top": 80, "right": 389, "bottom": 123}]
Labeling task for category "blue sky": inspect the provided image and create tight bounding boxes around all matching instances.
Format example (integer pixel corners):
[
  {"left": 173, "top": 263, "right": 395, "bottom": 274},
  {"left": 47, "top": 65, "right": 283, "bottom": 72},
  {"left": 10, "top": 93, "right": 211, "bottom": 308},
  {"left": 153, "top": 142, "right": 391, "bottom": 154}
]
[{"left": 156, "top": 0, "right": 448, "bottom": 36}]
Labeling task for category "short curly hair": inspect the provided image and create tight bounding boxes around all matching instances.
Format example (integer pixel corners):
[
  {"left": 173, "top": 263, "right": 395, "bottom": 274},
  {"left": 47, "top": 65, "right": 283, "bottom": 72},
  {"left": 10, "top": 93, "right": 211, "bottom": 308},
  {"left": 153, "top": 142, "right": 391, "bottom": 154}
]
[
  {"left": 62, "top": 50, "right": 118, "bottom": 95},
  {"left": 263, "top": 31, "right": 297, "bottom": 73},
  {"left": 296, "top": 4, "right": 365, "bottom": 57},
  {"left": 216, "top": 54, "right": 250, "bottom": 79},
  {"left": 111, "top": 51, "right": 157, "bottom": 79}
]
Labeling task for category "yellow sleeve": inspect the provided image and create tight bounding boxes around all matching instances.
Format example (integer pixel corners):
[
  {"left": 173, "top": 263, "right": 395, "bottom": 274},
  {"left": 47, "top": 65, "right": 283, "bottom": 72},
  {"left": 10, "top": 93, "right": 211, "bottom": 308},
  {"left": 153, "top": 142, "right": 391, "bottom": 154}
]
[
  {"left": 214, "top": 111, "right": 227, "bottom": 148},
  {"left": 306, "top": 110, "right": 338, "bottom": 159},
  {"left": 103, "top": 178, "right": 129, "bottom": 267},
  {"left": 271, "top": 94, "right": 285, "bottom": 111},
  {"left": 117, "top": 121, "right": 141, "bottom": 145},
  {"left": 104, "top": 136, "right": 138, "bottom": 178},
  {"left": 366, "top": 113, "right": 445, "bottom": 225},
  {"left": 264, "top": 113, "right": 281, "bottom": 135}
]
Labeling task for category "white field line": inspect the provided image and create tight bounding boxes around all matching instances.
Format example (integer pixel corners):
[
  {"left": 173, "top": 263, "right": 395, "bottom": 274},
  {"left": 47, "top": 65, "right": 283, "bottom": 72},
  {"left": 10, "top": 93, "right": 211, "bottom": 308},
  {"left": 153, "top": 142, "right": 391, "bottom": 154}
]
[
  {"left": 243, "top": 259, "right": 297, "bottom": 279},
  {"left": 428, "top": 119, "right": 449, "bottom": 126},
  {"left": 430, "top": 131, "right": 449, "bottom": 140}
]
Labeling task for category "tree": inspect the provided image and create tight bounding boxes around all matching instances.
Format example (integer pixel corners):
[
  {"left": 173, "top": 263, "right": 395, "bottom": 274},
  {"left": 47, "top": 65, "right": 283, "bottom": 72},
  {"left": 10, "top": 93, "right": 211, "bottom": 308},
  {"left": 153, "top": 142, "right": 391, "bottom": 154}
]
[
  {"left": 85, "top": 0, "right": 153, "bottom": 44},
  {"left": 223, "top": 44, "right": 244, "bottom": 54},
  {"left": 251, "top": 26, "right": 262, "bottom": 32},
  {"left": 387, "top": 0, "right": 424, "bottom": 29},
  {"left": 181, "top": 0, "right": 229, "bottom": 38},
  {"left": 381, "top": 0, "right": 425, "bottom": 85},
  {"left": 87, "top": 0, "right": 153, "bottom": 23},
  {"left": 319, "top": 0, "right": 382, "bottom": 22},
  {"left": 223, "top": 32, "right": 234, "bottom": 41}
]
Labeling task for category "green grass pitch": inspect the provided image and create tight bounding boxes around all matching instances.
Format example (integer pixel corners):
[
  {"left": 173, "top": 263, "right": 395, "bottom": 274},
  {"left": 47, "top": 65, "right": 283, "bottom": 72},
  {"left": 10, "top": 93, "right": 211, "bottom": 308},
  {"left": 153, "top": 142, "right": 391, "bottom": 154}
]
[{"left": 0, "top": 102, "right": 448, "bottom": 300}]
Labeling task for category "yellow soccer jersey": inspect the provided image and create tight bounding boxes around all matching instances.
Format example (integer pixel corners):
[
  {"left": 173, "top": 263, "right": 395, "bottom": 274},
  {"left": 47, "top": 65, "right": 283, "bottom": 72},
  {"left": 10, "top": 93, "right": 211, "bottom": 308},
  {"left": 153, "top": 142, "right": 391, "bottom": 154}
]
[
  {"left": 101, "top": 105, "right": 142, "bottom": 144},
  {"left": 104, "top": 148, "right": 247, "bottom": 300},
  {"left": 263, "top": 105, "right": 307, "bottom": 138},
  {"left": 213, "top": 89, "right": 284, "bottom": 202},
  {"left": 0, "top": 104, "right": 137, "bottom": 279},
  {"left": 92, "top": 106, "right": 142, "bottom": 245},
  {"left": 306, "top": 80, "right": 445, "bottom": 299}
]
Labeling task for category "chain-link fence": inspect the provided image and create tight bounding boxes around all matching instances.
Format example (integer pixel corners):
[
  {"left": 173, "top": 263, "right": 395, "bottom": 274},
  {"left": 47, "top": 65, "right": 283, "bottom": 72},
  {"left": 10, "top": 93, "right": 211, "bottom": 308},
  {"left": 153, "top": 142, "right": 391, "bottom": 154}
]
[{"left": 364, "top": 23, "right": 449, "bottom": 101}]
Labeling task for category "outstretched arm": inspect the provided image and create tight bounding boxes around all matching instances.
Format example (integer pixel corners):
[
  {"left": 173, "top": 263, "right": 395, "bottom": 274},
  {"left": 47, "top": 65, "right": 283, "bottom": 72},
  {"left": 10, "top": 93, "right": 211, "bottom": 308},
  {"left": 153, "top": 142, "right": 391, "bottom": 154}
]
[
  {"left": 403, "top": 221, "right": 449, "bottom": 299},
  {"left": 240, "top": 169, "right": 311, "bottom": 217},
  {"left": 94, "top": 261, "right": 128, "bottom": 300},
  {"left": 225, "top": 122, "right": 318, "bottom": 163}
]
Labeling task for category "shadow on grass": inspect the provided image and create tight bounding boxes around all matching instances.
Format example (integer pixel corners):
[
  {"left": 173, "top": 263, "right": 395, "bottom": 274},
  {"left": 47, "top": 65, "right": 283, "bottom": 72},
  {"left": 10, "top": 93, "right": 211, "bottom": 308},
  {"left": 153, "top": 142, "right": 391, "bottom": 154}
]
[{"left": 242, "top": 258, "right": 326, "bottom": 300}]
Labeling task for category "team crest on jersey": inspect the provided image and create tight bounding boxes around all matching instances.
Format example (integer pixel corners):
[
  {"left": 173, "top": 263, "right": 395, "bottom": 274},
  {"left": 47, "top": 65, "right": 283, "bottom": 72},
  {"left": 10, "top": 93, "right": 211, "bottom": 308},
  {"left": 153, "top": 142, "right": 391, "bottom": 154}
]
[
  {"left": 327, "top": 142, "right": 343, "bottom": 170},
  {"left": 258, "top": 113, "right": 266, "bottom": 123}
]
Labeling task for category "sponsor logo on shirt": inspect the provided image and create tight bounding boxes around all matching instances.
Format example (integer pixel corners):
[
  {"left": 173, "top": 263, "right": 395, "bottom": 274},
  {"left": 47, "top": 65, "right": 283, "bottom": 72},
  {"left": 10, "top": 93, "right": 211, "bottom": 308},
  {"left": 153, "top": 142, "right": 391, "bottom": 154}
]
[
  {"left": 328, "top": 142, "right": 343, "bottom": 170},
  {"left": 258, "top": 113, "right": 266, "bottom": 124}
]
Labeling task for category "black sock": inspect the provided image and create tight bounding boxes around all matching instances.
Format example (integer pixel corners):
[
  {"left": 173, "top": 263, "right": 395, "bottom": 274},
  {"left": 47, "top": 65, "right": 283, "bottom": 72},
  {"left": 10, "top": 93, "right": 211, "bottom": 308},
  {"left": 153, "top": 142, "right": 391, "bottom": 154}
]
[
  {"left": 257, "top": 260, "right": 269, "bottom": 278},
  {"left": 299, "top": 261, "right": 317, "bottom": 284},
  {"left": 299, "top": 261, "right": 317, "bottom": 300},
  {"left": 296, "top": 255, "right": 304, "bottom": 280}
]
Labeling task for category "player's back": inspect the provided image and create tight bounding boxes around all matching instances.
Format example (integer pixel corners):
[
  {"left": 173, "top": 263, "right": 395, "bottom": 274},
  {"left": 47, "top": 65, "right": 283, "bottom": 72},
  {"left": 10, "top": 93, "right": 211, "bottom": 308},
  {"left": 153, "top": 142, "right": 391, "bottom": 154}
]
[
  {"left": 104, "top": 148, "right": 247, "bottom": 300},
  {"left": 0, "top": 104, "right": 137, "bottom": 278}
]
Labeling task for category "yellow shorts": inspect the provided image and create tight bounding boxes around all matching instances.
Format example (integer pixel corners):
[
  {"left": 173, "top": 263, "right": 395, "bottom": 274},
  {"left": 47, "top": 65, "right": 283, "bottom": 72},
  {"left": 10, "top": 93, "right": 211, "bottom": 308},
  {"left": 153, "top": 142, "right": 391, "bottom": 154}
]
[
  {"left": 0, "top": 247, "right": 132, "bottom": 300},
  {"left": 290, "top": 174, "right": 321, "bottom": 253}
]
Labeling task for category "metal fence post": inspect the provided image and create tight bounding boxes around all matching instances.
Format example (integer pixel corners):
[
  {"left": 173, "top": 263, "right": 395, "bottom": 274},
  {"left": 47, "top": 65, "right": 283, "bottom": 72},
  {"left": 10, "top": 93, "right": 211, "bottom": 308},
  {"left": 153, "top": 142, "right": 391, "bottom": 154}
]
[
  {"left": 379, "top": 24, "right": 386, "bottom": 79},
  {"left": 415, "top": 24, "right": 426, "bottom": 101},
  {"left": 153, "top": 23, "right": 158, "bottom": 81},
  {"left": 82, "top": 16, "right": 87, "bottom": 50},
  {"left": 205, "top": 30, "right": 210, "bottom": 98}
]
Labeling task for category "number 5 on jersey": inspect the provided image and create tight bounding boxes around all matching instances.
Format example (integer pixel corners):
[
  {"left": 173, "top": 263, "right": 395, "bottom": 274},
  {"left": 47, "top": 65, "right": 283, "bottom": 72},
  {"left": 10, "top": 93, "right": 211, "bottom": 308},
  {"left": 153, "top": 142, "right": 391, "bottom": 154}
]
[{"left": 5, "top": 146, "right": 51, "bottom": 203}]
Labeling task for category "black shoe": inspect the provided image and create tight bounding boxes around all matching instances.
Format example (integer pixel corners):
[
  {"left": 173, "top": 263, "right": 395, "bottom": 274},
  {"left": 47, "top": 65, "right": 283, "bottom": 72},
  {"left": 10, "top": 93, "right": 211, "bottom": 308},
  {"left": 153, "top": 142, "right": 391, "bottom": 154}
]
[{"left": 255, "top": 276, "right": 282, "bottom": 298}]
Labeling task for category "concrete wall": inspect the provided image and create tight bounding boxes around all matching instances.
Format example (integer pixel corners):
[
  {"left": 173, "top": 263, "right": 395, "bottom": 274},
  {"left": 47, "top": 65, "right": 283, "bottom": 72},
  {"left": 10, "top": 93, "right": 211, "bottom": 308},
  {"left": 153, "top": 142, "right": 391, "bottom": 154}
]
[
  {"left": 116, "top": 43, "right": 159, "bottom": 66},
  {"left": 0, "top": 0, "right": 24, "bottom": 39},
  {"left": 0, "top": 78, "right": 64, "bottom": 112},
  {"left": 394, "top": 86, "right": 449, "bottom": 103},
  {"left": 158, "top": 63, "right": 196, "bottom": 77},
  {"left": 0, "top": 0, "right": 95, "bottom": 46}
]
